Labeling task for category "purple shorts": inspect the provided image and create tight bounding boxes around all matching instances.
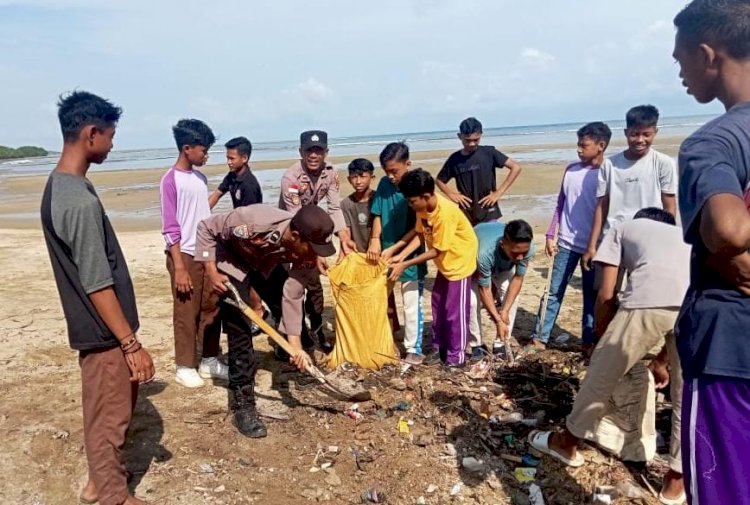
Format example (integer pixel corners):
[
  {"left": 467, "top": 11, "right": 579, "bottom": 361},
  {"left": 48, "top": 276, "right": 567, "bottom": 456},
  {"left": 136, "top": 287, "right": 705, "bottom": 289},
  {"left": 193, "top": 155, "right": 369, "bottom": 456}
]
[{"left": 682, "top": 374, "right": 750, "bottom": 504}]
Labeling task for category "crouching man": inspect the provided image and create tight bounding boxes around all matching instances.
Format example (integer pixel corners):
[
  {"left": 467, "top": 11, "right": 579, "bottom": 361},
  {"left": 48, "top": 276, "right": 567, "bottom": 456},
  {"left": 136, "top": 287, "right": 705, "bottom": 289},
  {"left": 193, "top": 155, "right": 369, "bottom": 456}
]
[
  {"left": 528, "top": 207, "right": 689, "bottom": 504},
  {"left": 195, "top": 204, "right": 336, "bottom": 438}
]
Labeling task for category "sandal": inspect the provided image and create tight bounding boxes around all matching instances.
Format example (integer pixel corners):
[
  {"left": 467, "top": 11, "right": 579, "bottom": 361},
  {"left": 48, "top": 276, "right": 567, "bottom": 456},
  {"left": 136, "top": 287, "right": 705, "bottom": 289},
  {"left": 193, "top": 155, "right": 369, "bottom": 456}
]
[
  {"left": 527, "top": 430, "right": 585, "bottom": 467},
  {"left": 658, "top": 491, "right": 686, "bottom": 505}
]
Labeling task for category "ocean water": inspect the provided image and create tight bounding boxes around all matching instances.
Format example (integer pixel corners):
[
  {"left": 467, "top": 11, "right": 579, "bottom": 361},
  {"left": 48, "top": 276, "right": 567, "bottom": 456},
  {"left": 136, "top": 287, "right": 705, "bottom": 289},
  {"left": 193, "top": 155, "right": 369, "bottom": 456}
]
[{"left": 0, "top": 114, "right": 715, "bottom": 177}]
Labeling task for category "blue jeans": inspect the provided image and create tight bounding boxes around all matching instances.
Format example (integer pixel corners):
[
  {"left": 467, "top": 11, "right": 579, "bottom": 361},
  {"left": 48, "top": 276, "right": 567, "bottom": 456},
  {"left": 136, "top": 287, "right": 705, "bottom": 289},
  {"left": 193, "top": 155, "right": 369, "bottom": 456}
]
[{"left": 532, "top": 246, "right": 595, "bottom": 344}]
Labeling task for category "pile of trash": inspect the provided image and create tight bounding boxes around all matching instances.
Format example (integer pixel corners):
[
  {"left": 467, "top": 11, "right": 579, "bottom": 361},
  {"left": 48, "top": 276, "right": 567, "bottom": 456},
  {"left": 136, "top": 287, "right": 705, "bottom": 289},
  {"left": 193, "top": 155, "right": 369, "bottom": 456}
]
[{"left": 285, "top": 348, "right": 667, "bottom": 504}]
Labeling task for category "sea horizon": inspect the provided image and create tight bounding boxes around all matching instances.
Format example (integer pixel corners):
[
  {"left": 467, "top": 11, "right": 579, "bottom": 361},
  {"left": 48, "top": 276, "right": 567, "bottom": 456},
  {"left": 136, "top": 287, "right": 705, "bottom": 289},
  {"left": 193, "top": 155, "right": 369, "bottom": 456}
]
[{"left": 0, "top": 113, "right": 717, "bottom": 178}]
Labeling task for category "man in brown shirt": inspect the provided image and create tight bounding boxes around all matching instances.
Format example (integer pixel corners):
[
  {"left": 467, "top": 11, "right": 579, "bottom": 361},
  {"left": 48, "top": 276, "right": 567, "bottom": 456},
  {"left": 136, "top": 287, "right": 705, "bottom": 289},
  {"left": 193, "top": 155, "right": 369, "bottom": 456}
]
[{"left": 195, "top": 204, "right": 336, "bottom": 437}]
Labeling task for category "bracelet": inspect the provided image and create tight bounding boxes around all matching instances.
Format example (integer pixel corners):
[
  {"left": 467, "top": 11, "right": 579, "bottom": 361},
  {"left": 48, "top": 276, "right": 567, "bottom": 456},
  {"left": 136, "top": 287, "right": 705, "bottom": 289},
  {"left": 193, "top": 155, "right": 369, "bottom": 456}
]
[
  {"left": 120, "top": 333, "right": 138, "bottom": 350},
  {"left": 123, "top": 342, "right": 142, "bottom": 355}
]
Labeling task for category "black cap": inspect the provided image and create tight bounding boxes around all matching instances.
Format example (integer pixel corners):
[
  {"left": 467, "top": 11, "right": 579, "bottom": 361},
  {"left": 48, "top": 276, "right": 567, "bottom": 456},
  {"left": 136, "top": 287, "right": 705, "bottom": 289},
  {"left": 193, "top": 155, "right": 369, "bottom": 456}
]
[
  {"left": 290, "top": 205, "right": 336, "bottom": 257},
  {"left": 300, "top": 130, "right": 328, "bottom": 151}
]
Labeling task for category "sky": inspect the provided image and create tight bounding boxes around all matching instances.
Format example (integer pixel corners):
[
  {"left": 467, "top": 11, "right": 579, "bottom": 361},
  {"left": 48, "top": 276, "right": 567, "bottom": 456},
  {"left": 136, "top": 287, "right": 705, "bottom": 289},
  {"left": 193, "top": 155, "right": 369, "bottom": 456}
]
[{"left": 0, "top": 0, "right": 725, "bottom": 150}]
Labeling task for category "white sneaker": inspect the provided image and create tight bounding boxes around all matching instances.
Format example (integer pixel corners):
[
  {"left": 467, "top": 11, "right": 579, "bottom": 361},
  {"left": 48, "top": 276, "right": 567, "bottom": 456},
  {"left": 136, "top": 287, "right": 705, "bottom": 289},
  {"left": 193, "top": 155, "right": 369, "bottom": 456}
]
[
  {"left": 175, "top": 366, "right": 205, "bottom": 388},
  {"left": 199, "top": 357, "right": 229, "bottom": 381}
]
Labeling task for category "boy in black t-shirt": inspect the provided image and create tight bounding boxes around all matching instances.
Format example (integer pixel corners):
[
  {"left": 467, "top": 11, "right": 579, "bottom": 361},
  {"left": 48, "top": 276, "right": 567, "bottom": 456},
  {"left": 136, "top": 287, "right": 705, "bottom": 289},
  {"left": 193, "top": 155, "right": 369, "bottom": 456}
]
[
  {"left": 41, "top": 91, "right": 155, "bottom": 505},
  {"left": 208, "top": 136, "right": 265, "bottom": 335},
  {"left": 209, "top": 136, "right": 263, "bottom": 209},
  {"left": 437, "top": 117, "right": 523, "bottom": 225}
]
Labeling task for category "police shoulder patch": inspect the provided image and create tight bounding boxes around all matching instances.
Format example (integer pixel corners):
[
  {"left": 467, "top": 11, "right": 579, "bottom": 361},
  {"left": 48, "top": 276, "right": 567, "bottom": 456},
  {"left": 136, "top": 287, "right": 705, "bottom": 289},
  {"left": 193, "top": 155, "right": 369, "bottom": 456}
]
[{"left": 232, "top": 225, "right": 249, "bottom": 239}]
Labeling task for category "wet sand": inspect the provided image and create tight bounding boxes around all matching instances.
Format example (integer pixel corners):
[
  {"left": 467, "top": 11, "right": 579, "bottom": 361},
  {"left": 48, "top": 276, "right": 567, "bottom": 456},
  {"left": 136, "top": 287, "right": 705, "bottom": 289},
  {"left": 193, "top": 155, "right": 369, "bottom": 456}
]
[{"left": 0, "top": 136, "right": 683, "bottom": 233}]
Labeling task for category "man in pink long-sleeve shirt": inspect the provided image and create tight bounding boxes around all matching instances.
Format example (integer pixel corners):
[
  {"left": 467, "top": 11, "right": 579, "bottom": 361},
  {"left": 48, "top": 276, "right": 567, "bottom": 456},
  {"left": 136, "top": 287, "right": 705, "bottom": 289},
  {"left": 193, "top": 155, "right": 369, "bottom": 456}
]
[
  {"left": 160, "top": 118, "right": 225, "bottom": 388},
  {"left": 529, "top": 122, "right": 612, "bottom": 352}
]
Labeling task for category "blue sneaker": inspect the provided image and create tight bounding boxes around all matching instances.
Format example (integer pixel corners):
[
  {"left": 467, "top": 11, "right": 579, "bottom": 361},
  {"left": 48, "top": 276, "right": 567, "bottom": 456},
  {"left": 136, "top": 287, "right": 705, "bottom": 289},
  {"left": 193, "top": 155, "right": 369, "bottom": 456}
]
[{"left": 470, "top": 346, "right": 489, "bottom": 361}]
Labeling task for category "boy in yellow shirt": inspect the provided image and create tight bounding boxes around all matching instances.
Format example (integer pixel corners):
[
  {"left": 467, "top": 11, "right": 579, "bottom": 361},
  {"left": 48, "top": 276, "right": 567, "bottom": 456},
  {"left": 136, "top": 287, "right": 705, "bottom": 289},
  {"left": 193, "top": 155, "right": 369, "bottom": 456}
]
[{"left": 384, "top": 169, "right": 479, "bottom": 367}]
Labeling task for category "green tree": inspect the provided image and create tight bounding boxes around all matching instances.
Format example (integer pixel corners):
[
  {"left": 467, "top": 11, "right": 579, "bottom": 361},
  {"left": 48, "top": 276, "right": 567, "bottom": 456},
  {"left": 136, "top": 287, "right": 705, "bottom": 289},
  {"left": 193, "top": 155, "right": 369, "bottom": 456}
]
[{"left": 0, "top": 145, "right": 48, "bottom": 160}]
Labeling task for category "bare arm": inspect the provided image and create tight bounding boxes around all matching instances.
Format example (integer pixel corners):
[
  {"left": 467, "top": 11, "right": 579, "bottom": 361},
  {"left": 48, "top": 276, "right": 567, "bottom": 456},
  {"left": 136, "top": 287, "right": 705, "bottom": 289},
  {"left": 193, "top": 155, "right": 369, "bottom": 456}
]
[
  {"left": 478, "top": 158, "right": 523, "bottom": 208},
  {"left": 495, "top": 158, "right": 523, "bottom": 199},
  {"left": 387, "top": 246, "right": 438, "bottom": 282},
  {"left": 662, "top": 193, "right": 676, "bottom": 217},
  {"left": 367, "top": 215, "right": 383, "bottom": 261},
  {"left": 436, "top": 178, "right": 472, "bottom": 209},
  {"left": 168, "top": 243, "right": 192, "bottom": 293},
  {"left": 700, "top": 193, "right": 750, "bottom": 255},
  {"left": 478, "top": 283, "right": 509, "bottom": 343},
  {"left": 392, "top": 234, "right": 422, "bottom": 262},
  {"left": 594, "top": 263, "right": 618, "bottom": 338},
  {"left": 89, "top": 287, "right": 155, "bottom": 382},
  {"left": 500, "top": 274, "right": 524, "bottom": 322},
  {"left": 478, "top": 284, "right": 503, "bottom": 324},
  {"left": 582, "top": 195, "right": 608, "bottom": 271},
  {"left": 208, "top": 189, "right": 223, "bottom": 209},
  {"left": 382, "top": 228, "right": 418, "bottom": 260}
]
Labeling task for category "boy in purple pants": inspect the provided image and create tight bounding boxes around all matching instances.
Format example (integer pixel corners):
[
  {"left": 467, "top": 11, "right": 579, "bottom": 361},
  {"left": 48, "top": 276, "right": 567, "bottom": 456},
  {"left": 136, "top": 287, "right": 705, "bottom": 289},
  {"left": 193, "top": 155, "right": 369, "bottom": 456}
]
[
  {"left": 673, "top": 1, "right": 750, "bottom": 503},
  {"left": 384, "top": 169, "right": 478, "bottom": 368}
]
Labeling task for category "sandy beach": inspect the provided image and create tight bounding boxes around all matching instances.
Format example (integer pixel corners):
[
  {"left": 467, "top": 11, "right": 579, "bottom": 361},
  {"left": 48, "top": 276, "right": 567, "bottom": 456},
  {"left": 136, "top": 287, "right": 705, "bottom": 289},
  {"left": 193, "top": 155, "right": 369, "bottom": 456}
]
[{"left": 0, "top": 137, "right": 684, "bottom": 504}]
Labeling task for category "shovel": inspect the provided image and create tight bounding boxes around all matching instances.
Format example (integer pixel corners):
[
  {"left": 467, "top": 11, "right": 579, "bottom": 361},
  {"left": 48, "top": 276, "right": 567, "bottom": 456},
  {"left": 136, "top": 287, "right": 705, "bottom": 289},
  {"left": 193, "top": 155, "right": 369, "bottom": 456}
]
[
  {"left": 222, "top": 281, "right": 371, "bottom": 402},
  {"left": 536, "top": 255, "right": 555, "bottom": 339}
]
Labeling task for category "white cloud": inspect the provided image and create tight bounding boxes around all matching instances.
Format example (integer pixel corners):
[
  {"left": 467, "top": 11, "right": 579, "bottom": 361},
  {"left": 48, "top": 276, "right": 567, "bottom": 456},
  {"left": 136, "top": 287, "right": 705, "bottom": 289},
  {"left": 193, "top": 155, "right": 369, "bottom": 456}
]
[
  {"left": 0, "top": 0, "right": 714, "bottom": 148},
  {"left": 520, "top": 47, "right": 555, "bottom": 67},
  {"left": 647, "top": 20, "right": 668, "bottom": 33},
  {"left": 282, "top": 77, "right": 334, "bottom": 105}
]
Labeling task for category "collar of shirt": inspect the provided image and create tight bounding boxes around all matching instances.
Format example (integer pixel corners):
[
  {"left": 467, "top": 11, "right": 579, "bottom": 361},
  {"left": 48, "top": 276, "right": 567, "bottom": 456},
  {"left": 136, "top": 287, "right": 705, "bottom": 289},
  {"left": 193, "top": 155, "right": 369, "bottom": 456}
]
[{"left": 235, "top": 165, "right": 253, "bottom": 181}]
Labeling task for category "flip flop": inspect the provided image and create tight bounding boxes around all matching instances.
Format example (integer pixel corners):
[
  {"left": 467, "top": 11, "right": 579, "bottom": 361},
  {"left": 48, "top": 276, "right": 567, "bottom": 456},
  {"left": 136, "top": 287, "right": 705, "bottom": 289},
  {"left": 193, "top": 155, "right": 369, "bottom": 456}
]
[
  {"left": 527, "top": 430, "right": 585, "bottom": 467},
  {"left": 659, "top": 491, "right": 686, "bottom": 505}
]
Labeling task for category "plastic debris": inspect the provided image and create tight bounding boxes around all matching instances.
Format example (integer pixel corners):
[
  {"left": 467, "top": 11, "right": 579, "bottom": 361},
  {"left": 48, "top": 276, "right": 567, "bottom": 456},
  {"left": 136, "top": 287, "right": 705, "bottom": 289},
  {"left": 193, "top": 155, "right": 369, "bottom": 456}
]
[
  {"left": 592, "top": 493, "right": 612, "bottom": 504},
  {"left": 416, "top": 497, "right": 426, "bottom": 505},
  {"left": 426, "top": 484, "right": 438, "bottom": 494},
  {"left": 500, "top": 453, "right": 523, "bottom": 463},
  {"left": 529, "top": 483, "right": 545, "bottom": 505},
  {"left": 555, "top": 333, "right": 571, "bottom": 344},
  {"left": 592, "top": 486, "right": 618, "bottom": 504},
  {"left": 615, "top": 481, "right": 649, "bottom": 499},
  {"left": 344, "top": 403, "right": 364, "bottom": 421},
  {"left": 198, "top": 463, "right": 214, "bottom": 474},
  {"left": 397, "top": 417, "right": 410, "bottom": 434},
  {"left": 461, "top": 456, "right": 485, "bottom": 474},
  {"left": 514, "top": 467, "right": 537, "bottom": 482},
  {"left": 522, "top": 453, "right": 541, "bottom": 467},
  {"left": 467, "top": 358, "right": 493, "bottom": 379},
  {"left": 361, "top": 486, "right": 386, "bottom": 503},
  {"left": 491, "top": 412, "right": 523, "bottom": 424},
  {"left": 450, "top": 482, "right": 463, "bottom": 496},
  {"left": 392, "top": 401, "right": 411, "bottom": 412}
]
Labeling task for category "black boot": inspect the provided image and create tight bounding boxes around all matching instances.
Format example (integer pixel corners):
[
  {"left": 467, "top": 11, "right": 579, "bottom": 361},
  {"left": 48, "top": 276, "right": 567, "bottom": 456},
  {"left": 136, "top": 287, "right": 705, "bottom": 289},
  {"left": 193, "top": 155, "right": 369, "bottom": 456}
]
[
  {"left": 230, "top": 384, "right": 267, "bottom": 438},
  {"left": 313, "top": 324, "right": 333, "bottom": 353},
  {"left": 307, "top": 312, "right": 332, "bottom": 353}
]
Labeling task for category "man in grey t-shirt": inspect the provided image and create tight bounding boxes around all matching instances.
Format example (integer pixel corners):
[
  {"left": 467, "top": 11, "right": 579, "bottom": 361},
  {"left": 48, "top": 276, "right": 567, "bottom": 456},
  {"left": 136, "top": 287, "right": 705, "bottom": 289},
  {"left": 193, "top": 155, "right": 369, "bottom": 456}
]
[
  {"left": 529, "top": 208, "right": 689, "bottom": 501},
  {"left": 582, "top": 105, "right": 677, "bottom": 271},
  {"left": 42, "top": 91, "right": 154, "bottom": 505}
]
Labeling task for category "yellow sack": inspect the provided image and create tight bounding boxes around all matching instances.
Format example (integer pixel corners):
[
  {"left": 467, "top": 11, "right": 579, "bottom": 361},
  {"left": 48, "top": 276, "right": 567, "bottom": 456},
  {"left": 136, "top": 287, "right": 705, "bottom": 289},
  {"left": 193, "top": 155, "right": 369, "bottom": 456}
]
[{"left": 327, "top": 253, "right": 399, "bottom": 370}]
